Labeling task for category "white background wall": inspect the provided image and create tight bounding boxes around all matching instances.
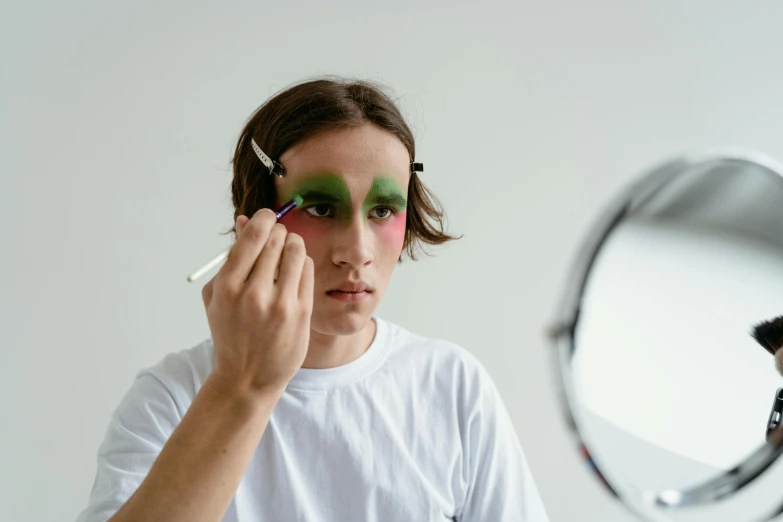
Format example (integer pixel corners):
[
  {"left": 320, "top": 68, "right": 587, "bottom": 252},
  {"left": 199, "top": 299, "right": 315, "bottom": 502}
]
[{"left": 4, "top": 2, "right": 783, "bottom": 521}]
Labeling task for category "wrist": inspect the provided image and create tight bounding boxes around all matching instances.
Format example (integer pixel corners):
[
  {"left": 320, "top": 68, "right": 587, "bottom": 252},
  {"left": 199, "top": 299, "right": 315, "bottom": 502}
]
[{"left": 202, "top": 372, "right": 287, "bottom": 411}]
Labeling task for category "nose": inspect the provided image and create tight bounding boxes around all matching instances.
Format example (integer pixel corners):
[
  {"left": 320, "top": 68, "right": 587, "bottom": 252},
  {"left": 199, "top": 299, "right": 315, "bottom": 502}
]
[{"left": 332, "top": 218, "right": 374, "bottom": 268}]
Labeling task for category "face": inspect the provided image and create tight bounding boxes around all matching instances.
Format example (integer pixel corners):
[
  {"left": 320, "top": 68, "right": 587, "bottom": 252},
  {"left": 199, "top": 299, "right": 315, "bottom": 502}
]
[{"left": 275, "top": 123, "right": 410, "bottom": 336}]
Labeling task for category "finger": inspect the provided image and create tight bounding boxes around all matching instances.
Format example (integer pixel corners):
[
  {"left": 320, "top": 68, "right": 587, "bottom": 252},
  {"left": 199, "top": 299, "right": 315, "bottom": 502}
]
[
  {"left": 236, "top": 215, "right": 250, "bottom": 235},
  {"left": 219, "top": 209, "right": 276, "bottom": 288},
  {"left": 223, "top": 215, "right": 250, "bottom": 273},
  {"left": 277, "top": 233, "right": 307, "bottom": 294},
  {"left": 247, "top": 222, "right": 287, "bottom": 289},
  {"left": 224, "top": 216, "right": 250, "bottom": 268},
  {"left": 201, "top": 275, "right": 215, "bottom": 306},
  {"left": 298, "top": 256, "right": 314, "bottom": 305}
]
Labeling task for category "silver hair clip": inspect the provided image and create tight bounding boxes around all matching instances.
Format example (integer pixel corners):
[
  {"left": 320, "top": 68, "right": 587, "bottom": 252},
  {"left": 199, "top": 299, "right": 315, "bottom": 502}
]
[
  {"left": 251, "top": 138, "right": 286, "bottom": 178},
  {"left": 410, "top": 162, "right": 424, "bottom": 174}
]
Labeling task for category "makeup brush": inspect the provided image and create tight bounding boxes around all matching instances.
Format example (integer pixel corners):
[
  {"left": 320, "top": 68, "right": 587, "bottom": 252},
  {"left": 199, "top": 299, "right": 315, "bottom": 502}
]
[
  {"left": 752, "top": 315, "right": 783, "bottom": 376},
  {"left": 751, "top": 316, "right": 783, "bottom": 440},
  {"left": 186, "top": 194, "right": 304, "bottom": 283}
]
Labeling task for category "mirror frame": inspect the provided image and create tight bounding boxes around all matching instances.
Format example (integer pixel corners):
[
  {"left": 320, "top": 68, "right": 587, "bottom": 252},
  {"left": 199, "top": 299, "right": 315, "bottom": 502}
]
[{"left": 547, "top": 148, "right": 783, "bottom": 520}]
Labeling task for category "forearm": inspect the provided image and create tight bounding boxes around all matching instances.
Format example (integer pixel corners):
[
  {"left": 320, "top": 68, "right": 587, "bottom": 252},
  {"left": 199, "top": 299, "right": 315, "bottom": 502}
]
[{"left": 108, "top": 376, "right": 284, "bottom": 522}]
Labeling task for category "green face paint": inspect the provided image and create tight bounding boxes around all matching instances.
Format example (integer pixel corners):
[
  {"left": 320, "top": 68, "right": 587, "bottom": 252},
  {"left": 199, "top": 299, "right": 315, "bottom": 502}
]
[
  {"left": 362, "top": 176, "right": 407, "bottom": 215},
  {"left": 276, "top": 172, "right": 408, "bottom": 252},
  {"left": 280, "top": 173, "right": 353, "bottom": 218},
  {"left": 280, "top": 173, "right": 406, "bottom": 220}
]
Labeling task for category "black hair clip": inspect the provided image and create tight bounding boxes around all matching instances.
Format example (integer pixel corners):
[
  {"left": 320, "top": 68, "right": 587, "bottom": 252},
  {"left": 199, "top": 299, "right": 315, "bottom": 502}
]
[
  {"left": 251, "top": 138, "right": 287, "bottom": 178},
  {"left": 410, "top": 162, "right": 424, "bottom": 174}
]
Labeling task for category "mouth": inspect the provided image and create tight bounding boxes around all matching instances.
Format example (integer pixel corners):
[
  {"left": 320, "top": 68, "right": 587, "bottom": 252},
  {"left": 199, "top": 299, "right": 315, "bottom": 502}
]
[{"left": 326, "top": 282, "right": 374, "bottom": 302}]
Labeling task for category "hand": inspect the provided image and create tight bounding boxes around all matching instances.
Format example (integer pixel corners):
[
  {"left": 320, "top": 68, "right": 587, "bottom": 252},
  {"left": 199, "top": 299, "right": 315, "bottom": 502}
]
[{"left": 201, "top": 209, "right": 314, "bottom": 399}]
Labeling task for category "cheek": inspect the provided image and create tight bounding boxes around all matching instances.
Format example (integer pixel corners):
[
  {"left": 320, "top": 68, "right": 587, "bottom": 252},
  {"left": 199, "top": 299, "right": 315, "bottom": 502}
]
[
  {"left": 377, "top": 211, "right": 407, "bottom": 253},
  {"left": 277, "top": 210, "right": 326, "bottom": 252},
  {"left": 279, "top": 211, "right": 407, "bottom": 261}
]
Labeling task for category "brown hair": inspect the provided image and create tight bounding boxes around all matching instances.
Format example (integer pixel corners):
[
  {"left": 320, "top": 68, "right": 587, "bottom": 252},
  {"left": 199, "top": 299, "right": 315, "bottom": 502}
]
[{"left": 225, "top": 76, "right": 460, "bottom": 260}]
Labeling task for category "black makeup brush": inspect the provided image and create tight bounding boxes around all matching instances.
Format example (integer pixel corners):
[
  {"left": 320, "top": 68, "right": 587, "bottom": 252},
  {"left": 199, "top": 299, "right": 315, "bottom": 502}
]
[
  {"left": 751, "top": 316, "right": 783, "bottom": 440},
  {"left": 752, "top": 315, "right": 783, "bottom": 373}
]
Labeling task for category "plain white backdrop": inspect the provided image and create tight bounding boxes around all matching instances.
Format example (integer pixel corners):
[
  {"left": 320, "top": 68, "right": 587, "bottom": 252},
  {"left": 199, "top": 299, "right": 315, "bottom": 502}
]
[{"left": 4, "top": 1, "right": 783, "bottom": 521}]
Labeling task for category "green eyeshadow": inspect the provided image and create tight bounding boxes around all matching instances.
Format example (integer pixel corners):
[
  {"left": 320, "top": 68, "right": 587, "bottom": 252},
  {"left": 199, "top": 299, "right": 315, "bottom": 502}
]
[
  {"left": 281, "top": 173, "right": 406, "bottom": 219},
  {"left": 362, "top": 176, "right": 407, "bottom": 214},
  {"left": 282, "top": 173, "right": 353, "bottom": 212}
]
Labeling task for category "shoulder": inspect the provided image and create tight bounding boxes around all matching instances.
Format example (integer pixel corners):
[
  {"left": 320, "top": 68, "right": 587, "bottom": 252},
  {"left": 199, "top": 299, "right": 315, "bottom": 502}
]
[{"left": 380, "top": 318, "right": 495, "bottom": 394}]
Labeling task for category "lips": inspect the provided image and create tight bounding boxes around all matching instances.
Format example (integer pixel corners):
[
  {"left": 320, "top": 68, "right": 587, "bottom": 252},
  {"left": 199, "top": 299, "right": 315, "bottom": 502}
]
[
  {"left": 327, "top": 281, "right": 372, "bottom": 293},
  {"left": 325, "top": 281, "right": 374, "bottom": 302}
]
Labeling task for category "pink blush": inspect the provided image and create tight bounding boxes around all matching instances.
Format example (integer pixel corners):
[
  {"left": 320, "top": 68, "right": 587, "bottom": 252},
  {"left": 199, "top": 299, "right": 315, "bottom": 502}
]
[
  {"left": 277, "top": 210, "right": 323, "bottom": 247},
  {"left": 378, "top": 210, "right": 407, "bottom": 249}
]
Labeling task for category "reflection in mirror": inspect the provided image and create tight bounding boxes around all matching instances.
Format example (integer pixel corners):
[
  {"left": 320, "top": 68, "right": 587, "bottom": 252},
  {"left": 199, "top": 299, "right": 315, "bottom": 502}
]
[{"left": 551, "top": 151, "right": 783, "bottom": 521}]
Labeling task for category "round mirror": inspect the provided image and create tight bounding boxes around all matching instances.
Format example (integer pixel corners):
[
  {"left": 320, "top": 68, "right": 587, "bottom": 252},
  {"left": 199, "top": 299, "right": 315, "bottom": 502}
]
[{"left": 550, "top": 149, "right": 783, "bottom": 522}]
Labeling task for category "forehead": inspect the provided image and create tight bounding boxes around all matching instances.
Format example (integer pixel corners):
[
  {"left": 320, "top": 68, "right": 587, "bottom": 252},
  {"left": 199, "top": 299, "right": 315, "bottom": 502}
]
[{"left": 277, "top": 123, "right": 411, "bottom": 198}]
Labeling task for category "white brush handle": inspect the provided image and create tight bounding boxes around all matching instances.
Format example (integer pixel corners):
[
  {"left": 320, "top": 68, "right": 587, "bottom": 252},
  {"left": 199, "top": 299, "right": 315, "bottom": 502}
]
[{"left": 187, "top": 249, "right": 229, "bottom": 282}]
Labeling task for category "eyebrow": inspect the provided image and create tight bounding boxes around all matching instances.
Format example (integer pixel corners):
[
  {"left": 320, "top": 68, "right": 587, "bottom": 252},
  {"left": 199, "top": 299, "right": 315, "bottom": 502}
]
[
  {"left": 366, "top": 193, "right": 407, "bottom": 208},
  {"left": 296, "top": 189, "right": 347, "bottom": 204}
]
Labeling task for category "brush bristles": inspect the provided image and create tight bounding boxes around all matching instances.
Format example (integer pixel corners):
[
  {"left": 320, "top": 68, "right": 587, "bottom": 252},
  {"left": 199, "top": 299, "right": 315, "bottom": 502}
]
[{"left": 752, "top": 316, "right": 783, "bottom": 355}]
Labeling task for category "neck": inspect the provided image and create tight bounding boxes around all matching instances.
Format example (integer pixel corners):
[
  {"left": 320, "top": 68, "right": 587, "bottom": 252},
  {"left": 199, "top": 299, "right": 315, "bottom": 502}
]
[{"left": 301, "top": 318, "right": 377, "bottom": 369}]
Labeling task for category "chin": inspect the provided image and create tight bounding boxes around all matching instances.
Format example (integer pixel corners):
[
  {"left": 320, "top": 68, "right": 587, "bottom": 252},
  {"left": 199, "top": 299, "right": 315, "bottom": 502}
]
[{"left": 310, "top": 303, "right": 375, "bottom": 336}]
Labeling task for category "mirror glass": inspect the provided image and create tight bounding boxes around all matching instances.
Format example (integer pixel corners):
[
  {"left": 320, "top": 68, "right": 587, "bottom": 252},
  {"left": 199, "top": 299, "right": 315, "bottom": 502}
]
[{"left": 552, "top": 151, "right": 783, "bottom": 521}]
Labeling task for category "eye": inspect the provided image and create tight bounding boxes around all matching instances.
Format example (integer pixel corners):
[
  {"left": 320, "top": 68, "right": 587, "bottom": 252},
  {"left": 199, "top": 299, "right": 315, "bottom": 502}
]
[
  {"left": 304, "top": 204, "right": 334, "bottom": 218},
  {"left": 369, "top": 206, "right": 395, "bottom": 219}
]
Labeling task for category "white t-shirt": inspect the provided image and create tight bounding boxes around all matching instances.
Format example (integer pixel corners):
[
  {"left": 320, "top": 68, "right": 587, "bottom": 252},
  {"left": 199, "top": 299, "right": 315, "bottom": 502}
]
[{"left": 76, "top": 317, "right": 548, "bottom": 521}]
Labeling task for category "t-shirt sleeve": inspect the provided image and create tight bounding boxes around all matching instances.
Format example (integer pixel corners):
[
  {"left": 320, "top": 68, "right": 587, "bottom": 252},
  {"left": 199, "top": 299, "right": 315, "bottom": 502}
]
[
  {"left": 456, "top": 361, "right": 549, "bottom": 522},
  {"left": 75, "top": 372, "right": 183, "bottom": 522}
]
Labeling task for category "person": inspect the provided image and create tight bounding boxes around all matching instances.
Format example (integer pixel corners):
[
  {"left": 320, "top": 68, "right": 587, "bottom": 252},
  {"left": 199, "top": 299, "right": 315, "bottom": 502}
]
[{"left": 75, "top": 77, "right": 543, "bottom": 521}]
